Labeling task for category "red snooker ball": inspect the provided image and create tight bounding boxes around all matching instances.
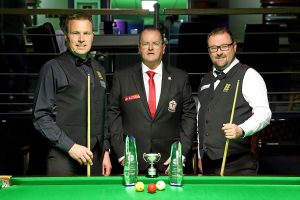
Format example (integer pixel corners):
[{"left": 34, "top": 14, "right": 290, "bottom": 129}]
[{"left": 147, "top": 183, "right": 157, "bottom": 193}]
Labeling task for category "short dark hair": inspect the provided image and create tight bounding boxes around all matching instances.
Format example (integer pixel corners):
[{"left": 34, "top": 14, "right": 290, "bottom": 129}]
[
  {"left": 64, "top": 12, "right": 93, "bottom": 33},
  {"left": 139, "top": 26, "right": 164, "bottom": 44},
  {"left": 207, "top": 27, "right": 235, "bottom": 43}
]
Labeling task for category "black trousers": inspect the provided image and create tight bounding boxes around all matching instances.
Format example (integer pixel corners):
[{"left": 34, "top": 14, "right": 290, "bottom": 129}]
[
  {"left": 46, "top": 144, "right": 103, "bottom": 176},
  {"left": 202, "top": 152, "right": 258, "bottom": 176}
]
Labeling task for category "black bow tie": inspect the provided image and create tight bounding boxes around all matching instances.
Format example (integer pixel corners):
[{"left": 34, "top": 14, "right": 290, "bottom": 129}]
[
  {"left": 214, "top": 70, "right": 226, "bottom": 81},
  {"left": 75, "top": 57, "right": 92, "bottom": 67}
]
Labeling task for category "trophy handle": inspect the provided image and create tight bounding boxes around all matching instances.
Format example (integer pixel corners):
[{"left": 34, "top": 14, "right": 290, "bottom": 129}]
[
  {"left": 142, "top": 153, "right": 147, "bottom": 161},
  {"left": 157, "top": 153, "right": 161, "bottom": 162}
]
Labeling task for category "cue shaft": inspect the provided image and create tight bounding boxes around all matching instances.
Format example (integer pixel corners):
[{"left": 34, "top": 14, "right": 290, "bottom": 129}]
[
  {"left": 87, "top": 74, "right": 91, "bottom": 177},
  {"left": 220, "top": 80, "right": 240, "bottom": 176}
]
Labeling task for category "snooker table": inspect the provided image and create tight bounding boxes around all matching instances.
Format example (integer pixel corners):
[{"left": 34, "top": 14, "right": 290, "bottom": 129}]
[{"left": 1, "top": 176, "right": 300, "bottom": 200}]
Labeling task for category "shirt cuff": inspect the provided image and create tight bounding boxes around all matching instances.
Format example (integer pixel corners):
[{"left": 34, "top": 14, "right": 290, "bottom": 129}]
[
  {"left": 118, "top": 156, "right": 125, "bottom": 163},
  {"left": 182, "top": 155, "right": 186, "bottom": 167},
  {"left": 103, "top": 139, "right": 110, "bottom": 150},
  {"left": 57, "top": 135, "right": 75, "bottom": 153},
  {"left": 239, "top": 125, "right": 249, "bottom": 137}
]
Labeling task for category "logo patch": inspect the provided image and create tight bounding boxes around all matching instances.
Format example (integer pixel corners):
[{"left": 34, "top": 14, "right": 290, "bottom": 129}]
[
  {"left": 100, "top": 80, "right": 106, "bottom": 88},
  {"left": 168, "top": 100, "right": 177, "bottom": 112},
  {"left": 223, "top": 83, "right": 231, "bottom": 92},
  {"left": 96, "top": 71, "right": 103, "bottom": 79},
  {"left": 124, "top": 94, "right": 141, "bottom": 102}
]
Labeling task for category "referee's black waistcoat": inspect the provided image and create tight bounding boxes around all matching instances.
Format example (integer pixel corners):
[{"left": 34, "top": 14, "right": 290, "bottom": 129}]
[
  {"left": 198, "top": 63, "right": 252, "bottom": 160},
  {"left": 55, "top": 54, "right": 106, "bottom": 151}
]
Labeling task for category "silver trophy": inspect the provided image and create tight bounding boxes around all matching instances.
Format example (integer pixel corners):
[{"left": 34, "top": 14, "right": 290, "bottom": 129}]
[{"left": 143, "top": 153, "right": 161, "bottom": 178}]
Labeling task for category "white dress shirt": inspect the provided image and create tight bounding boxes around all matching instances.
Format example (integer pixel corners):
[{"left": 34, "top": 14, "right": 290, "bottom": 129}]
[
  {"left": 201, "top": 58, "right": 272, "bottom": 137},
  {"left": 142, "top": 62, "right": 163, "bottom": 108}
]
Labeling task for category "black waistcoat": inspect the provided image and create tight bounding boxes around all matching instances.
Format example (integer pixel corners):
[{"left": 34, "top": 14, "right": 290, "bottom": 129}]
[
  {"left": 198, "top": 63, "right": 252, "bottom": 160},
  {"left": 55, "top": 54, "right": 107, "bottom": 150}
]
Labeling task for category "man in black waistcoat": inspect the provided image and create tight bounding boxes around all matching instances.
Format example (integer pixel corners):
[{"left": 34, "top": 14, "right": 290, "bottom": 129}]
[
  {"left": 197, "top": 27, "right": 272, "bottom": 175},
  {"left": 33, "top": 13, "right": 111, "bottom": 176}
]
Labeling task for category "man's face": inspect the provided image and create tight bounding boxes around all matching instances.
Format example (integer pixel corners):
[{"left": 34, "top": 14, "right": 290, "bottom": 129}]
[
  {"left": 65, "top": 19, "right": 94, "bottom": 59},
  {"left": 138, "top": 29, "right": 165, "bottom": 69},
  {"left": 207, "top": 32, "right": 237, "bottom": 71}
]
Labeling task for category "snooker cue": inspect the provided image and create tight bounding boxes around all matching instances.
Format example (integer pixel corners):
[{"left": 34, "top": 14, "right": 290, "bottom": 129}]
[
  {"left": 87, "top": 74, "right": 91, "bottom": 177},
  {"left": 220, "top": 80, "right": 240, "bottom": 176}
]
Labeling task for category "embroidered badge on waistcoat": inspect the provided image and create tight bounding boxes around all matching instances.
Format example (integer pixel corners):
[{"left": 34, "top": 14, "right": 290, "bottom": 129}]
[
  {"left": 168, "top": 100, "right": 177, "bottom": 112},
  {"left": 100, "top": 80, "right": 106, "bottom": 88},
  {"left": 95, "top": 71, "right": 106, "bottom": 88},
  {"left": 96, "top": 71, "right": 103, "bottom": 79},
  {"left": 223, "top": 83, "right": 231, "bottom": 92}
]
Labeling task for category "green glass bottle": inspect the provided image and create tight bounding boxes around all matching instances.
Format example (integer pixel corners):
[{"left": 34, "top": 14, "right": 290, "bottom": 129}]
[
  {"left": 169, "top": 141, "right": 183, "bottom": 186},
  {"left": 123, "top": 136, "right": 138, "bottom": 186}
]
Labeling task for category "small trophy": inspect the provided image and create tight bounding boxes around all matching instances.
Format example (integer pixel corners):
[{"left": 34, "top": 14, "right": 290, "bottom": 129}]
[{"left": 143, "top": 153, "right": 161, "bottom": 178}]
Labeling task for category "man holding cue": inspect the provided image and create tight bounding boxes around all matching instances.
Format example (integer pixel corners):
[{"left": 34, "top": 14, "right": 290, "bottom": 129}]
[
  {"left": 33, "top": 13, "right": 111, "bottom": 176},
  {"left": 197, "top": 27, "right": 271, "bottom": 175}
]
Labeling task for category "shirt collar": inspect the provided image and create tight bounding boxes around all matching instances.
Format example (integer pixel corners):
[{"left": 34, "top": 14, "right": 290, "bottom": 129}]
[
  {"left": 213, "top": 57, "right": 239, "bottom": 75},
  {"left": 66, "top": 50, "right": 91, "bottom": 63},
  {"left": 142, "top": 61, "right": 163, "bottom": 76}
]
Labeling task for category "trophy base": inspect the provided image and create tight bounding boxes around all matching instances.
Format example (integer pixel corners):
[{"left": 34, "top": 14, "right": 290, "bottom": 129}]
[{"left": 146, "top": 174, "right": 158, "bottom": 178}]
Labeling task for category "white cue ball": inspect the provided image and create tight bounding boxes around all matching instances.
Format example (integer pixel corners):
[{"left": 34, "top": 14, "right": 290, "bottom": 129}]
[{"left": 156, "top": 180, "right": 166, "bottom": 190}]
